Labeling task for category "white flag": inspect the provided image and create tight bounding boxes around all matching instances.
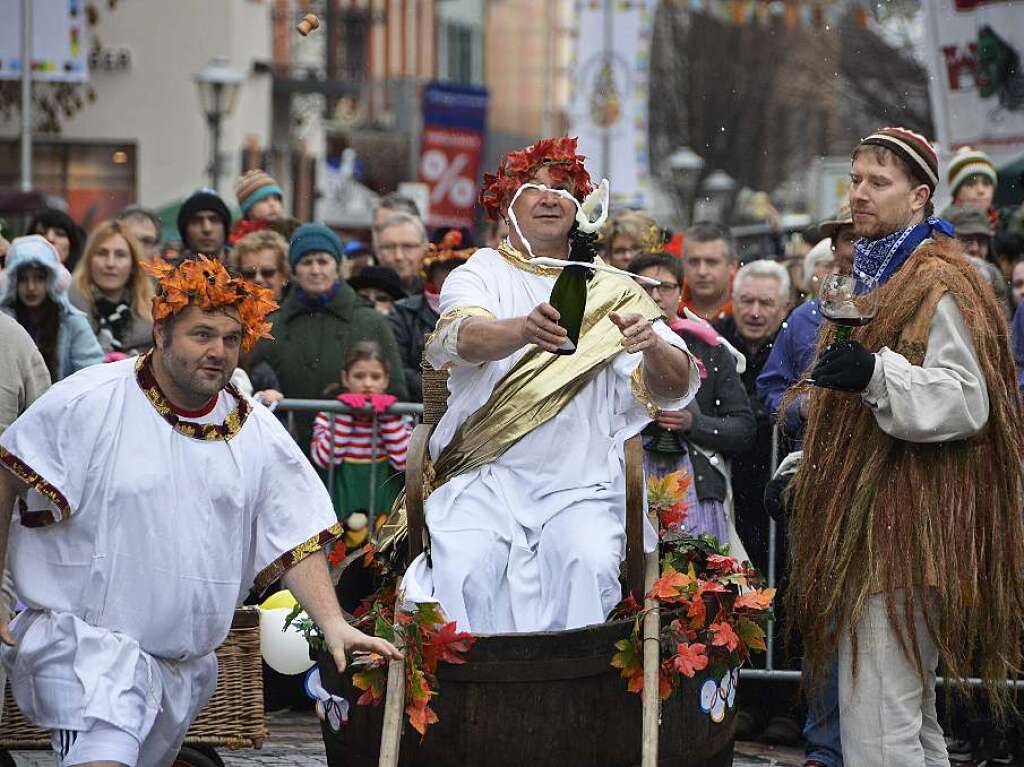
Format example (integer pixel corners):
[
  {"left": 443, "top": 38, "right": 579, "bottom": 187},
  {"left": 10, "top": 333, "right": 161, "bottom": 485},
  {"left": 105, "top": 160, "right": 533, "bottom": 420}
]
[{"left": 568, "top": 0, "right": 654, "bottom": 209}]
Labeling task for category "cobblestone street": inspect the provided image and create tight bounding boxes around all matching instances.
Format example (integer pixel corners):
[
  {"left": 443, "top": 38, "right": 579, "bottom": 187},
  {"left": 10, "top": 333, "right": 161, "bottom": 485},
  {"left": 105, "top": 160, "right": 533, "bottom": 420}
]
[{"left": 9, "top": 709, "right": 804, "bottom": 766}]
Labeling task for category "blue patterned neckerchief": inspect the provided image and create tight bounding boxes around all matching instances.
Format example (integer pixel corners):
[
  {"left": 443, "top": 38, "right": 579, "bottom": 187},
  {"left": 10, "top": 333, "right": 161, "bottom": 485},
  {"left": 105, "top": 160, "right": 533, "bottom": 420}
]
[{"left": 853, "top": 216, "right": 954, "bottom": 285}]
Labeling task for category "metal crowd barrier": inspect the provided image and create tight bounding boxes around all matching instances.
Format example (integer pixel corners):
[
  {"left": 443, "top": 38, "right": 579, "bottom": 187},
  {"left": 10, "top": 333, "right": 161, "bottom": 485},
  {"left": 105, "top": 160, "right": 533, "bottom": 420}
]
[
  {"left": 275, "top": 398, "right": 424, "bottom": 530},
  {"left": 739, "top": 422, "right": 1024, "bottom": 689}
]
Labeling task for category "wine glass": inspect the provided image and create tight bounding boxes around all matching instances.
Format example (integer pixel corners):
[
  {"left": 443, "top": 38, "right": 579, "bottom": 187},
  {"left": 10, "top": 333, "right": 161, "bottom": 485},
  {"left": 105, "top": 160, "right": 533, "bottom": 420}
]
[
  {"left": 796, "top": 274, "right": 880, "bottom": 389},
  {"left": 817, "top": 273, "right": 879, "bottom": 342}
]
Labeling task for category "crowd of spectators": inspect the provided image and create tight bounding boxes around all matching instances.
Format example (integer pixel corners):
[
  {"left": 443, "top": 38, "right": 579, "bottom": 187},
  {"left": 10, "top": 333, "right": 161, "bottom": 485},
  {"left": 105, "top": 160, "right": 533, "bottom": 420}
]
[{"left": 2, "top": 147, "right": 1024, "bottom": 756}]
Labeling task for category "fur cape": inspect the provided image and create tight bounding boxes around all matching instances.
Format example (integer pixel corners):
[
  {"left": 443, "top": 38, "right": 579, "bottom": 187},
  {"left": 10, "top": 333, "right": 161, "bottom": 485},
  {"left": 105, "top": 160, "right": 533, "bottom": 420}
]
[{"left": 785, "top": 235, "right": 1024, "bottom": 711}]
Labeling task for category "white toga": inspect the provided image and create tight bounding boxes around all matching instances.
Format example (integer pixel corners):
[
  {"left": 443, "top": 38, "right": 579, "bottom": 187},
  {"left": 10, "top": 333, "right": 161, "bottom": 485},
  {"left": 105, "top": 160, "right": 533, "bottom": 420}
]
[
  {"left": 0, "top": 356, "right": 339, "bottom": 766},
  {"left": 401, "top": 248, "right": 700, "bottom": 634}
]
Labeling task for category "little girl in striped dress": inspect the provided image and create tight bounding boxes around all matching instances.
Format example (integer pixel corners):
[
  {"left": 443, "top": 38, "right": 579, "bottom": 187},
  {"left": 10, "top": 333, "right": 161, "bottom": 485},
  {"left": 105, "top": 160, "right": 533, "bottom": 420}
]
[{"left": 311, "top": 341, "right": 413, "bottom": 522}]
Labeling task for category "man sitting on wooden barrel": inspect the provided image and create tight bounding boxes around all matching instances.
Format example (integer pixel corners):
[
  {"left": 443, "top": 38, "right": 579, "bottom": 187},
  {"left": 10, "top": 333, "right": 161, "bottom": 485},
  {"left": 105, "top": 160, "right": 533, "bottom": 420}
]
[{"left": 399, "top": 137, "right": 699, "bottom": 633}]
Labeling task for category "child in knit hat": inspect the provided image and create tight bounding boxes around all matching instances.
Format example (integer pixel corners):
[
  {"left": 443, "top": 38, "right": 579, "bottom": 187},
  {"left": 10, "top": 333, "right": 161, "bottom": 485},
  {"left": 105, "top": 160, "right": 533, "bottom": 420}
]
[
  {"left": 235, "top": 169, "right": 285, "bottom": 224},
  {"left": 230, "top": 170, "right": 287, "bottom": 246},
  {"left": 947, "top": 146, "right": 998, "bottom": 211}
]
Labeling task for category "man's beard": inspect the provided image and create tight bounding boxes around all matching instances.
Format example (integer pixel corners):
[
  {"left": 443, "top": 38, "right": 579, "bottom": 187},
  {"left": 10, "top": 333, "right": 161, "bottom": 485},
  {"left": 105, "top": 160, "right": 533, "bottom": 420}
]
[
  {"left": 162, "top": 348, "right": 231, "bottom": 403},
  {"left": 855, "top": 204, "right": 916, "bottom": 241}
]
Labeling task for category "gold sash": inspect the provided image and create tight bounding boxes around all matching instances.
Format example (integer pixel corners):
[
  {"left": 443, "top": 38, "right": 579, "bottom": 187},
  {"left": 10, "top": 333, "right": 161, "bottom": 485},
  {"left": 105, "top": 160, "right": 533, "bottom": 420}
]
[{"left": 375, "top": 246, "right": 663, "bottom": 555}]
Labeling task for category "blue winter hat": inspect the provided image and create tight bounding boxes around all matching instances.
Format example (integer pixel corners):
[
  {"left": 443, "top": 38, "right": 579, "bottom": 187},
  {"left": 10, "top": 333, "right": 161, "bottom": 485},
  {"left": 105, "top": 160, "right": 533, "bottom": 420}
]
[{"left": 288, "top": 223, "right": 344, "bottom": 268}]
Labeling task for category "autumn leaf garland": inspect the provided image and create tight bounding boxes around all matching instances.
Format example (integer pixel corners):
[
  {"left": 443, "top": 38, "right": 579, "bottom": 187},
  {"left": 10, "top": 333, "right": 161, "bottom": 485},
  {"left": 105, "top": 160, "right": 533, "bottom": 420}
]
[
  {"left": 290, "top": 569, "right": 476, "bottom": 738},
  {"left": 609, "top": 473, "right": 775, "bottom": 701}
]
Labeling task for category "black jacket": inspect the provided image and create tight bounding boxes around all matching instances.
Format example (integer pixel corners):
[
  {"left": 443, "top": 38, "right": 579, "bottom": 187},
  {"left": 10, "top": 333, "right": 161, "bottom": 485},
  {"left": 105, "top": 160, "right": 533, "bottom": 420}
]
[
  {"left": 389, "top": 294, "right": 439, "bottom": 403},
  {"left": 713, "top": 315, "right": 781, "bottom": 573},
  {"left": 643, "top": 332, "right": 755, "bottom": 502}
]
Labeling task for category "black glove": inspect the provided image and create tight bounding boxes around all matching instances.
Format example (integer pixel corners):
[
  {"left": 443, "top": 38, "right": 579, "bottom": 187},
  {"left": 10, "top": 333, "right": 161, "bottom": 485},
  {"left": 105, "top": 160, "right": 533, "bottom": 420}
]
[
  {"left": 763, "top": 473, "right": 792, "bottom": 522},
  {"left": 810, "top": 339, "right": 876, "bottom": 393}
]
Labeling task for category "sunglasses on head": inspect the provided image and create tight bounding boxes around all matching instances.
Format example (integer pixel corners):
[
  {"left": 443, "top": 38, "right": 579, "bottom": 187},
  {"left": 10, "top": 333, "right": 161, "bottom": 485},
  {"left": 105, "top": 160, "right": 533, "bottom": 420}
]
[{"left": 241, "top": 266, "right": 279, "bottom": 279}]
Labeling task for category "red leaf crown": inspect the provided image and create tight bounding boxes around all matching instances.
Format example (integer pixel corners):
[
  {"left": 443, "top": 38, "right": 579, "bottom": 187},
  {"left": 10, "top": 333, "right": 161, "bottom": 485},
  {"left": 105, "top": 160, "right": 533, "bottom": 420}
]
[
  {"left": 142, "top": 256, "right": 278, "bottom": 351},
  {"left": 479, "top": 135, "right": 594, "bottom": 222}
]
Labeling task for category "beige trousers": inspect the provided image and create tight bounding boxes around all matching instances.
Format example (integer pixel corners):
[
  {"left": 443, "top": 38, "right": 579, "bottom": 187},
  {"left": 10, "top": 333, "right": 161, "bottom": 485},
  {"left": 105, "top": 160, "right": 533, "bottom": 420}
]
[{"left": 839, "top": 590, "right": 949, "bottom": 767}]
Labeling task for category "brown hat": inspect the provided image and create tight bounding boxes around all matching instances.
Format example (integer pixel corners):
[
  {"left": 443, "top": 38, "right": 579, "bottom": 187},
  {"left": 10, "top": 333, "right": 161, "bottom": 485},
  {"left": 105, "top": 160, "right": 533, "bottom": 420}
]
[
  {"left": 235, "top": 169, "right": 283, "bottom": 217},
  {"left": 817, "top": 203, "right": 854, "bottom": 240},
  {"left": 944, "top": 204, "right": 992, "bottom": 238}
]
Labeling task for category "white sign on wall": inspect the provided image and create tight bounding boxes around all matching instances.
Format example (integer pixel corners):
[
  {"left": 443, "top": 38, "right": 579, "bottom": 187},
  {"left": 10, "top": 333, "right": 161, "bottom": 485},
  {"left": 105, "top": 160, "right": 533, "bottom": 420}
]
[
  {"left": 568, "top": 0, "right": 654, "bottom": 209},
  {"left": 0, "top": 0, "right": 89, "bottom": 82},
  {"left": 924, "top": 0, "right": 1024, "bottom": 164}
]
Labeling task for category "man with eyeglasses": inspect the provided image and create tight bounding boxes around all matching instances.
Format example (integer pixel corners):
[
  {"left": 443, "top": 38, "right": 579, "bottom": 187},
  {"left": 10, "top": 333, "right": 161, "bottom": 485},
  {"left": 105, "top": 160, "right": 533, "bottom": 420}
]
[{"left": 374, "top": 212, "right": 429, "bottom": 293}]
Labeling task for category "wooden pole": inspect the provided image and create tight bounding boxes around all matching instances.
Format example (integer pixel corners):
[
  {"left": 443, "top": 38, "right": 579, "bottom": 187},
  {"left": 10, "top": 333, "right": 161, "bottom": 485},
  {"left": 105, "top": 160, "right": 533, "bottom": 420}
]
[
  {"left": 19, "top": 0, "right": 32, "bottom": 192},
  {"left": 378, "top": 599, "right": 406, "bottom": 767},
  {"left": 641, "top": 517, "right": 660, "bottom": 766}
]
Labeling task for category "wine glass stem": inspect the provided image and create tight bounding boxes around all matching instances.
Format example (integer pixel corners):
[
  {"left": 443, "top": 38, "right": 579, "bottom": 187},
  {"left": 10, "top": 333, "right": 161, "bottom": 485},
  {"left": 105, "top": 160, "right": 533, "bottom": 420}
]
[{"left": 835, "top": 324, "right": 853, "bottom": 342}]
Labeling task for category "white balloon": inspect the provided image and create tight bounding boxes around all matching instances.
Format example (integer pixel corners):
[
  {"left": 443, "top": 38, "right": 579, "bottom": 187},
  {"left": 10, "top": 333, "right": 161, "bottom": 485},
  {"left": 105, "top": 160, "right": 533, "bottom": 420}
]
[{"left": 260, "top": 607, "right": 316, "bottom": 676}]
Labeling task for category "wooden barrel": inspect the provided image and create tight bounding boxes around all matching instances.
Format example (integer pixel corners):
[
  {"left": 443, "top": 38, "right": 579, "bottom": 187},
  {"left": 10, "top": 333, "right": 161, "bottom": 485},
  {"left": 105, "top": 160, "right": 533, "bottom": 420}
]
[{"left": 317, "top": 618, "right": 736, "bottom": 767}]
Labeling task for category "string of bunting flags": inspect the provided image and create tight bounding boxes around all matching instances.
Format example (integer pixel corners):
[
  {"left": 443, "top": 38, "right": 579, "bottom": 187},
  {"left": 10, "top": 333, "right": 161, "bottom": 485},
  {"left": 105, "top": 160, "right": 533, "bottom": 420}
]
[{"left": 603, "top": 0, "right": 873, "bottom": 30}]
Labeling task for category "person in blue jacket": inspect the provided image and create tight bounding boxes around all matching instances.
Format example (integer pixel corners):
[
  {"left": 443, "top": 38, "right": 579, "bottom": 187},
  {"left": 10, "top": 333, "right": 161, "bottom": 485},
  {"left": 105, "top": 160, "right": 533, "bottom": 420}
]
[
  {"left": 0, "top": 235, "right": 104, "bottom": 382},
  {"left": 757, "top": 206, "right": 856, "bottom": 440}
]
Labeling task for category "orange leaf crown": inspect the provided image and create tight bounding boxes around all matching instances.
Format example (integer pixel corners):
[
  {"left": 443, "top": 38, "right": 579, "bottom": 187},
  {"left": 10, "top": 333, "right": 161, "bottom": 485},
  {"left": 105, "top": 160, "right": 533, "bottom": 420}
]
[
  {"left": 143, "top": 256, "right": 278, "bottom": 351},
  {"left": 479, "top": 135, "right": 594, "bottom": 222},
  {"left": 420, "top": 229, "right": 477, "bottom": 278}
]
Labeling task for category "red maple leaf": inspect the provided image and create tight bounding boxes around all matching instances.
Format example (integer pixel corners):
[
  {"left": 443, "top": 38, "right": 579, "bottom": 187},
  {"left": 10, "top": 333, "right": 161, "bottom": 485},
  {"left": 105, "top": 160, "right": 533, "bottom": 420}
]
[
  {"left": 734, "top": 588, "right": 776, "bottom": 611},
  {"left": 647, "top": 566, "right": 692, "bottom": 602},
  {"left": 672, "top": 642, "right": 709, "bottom": 678},
  {"left": 706, "top": 554, "right": 740, "bottom": 573},
  {"left": 615, "top": 592, "right": 641, "bottom": 617},
  {"left": 710, "top": 621, "right": 740, "bottom": 653},
  {"left": 406, "top": 700, "right": 439, "bottom": 736},
  {"left": 326, "top": 542, "right": 347, "bottom": 568},
  {"left": 697, "top": 579, "right": 728, "bottom": 595},
  {"left": 421, "top": 621, "right": 475, "bottom": 674},
  {"left": 659, "top": 502, "right": 687, "bottom": 530}
]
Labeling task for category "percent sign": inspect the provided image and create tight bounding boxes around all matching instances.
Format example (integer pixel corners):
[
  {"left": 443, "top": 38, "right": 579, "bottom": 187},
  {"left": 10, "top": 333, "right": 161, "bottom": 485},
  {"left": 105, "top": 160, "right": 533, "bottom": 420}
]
[{"left": 421, "top": 150, "right": 477, "bottom": 208}]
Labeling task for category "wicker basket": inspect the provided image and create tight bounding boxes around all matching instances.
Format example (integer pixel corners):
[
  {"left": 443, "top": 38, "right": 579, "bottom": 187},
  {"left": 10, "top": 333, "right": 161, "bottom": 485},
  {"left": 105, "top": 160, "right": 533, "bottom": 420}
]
[
  {"left": 421, "top": 362, "right": 450, "bottom": 425},
  {"left": 0, "top": 607, "right": 267, "bottom": 751}
]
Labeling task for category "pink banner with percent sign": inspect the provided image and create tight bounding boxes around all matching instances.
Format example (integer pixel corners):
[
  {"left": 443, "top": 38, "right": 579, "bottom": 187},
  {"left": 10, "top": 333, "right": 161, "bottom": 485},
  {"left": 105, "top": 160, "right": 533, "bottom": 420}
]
[{"left": 418, "top": 82, "right": 489, "bottom": 230}]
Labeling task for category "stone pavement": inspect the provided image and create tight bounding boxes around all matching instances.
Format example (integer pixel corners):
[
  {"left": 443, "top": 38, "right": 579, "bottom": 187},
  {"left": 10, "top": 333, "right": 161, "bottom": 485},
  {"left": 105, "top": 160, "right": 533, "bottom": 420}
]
[{"left": 8, "top": 710, "right": 804, "bottom": 766}]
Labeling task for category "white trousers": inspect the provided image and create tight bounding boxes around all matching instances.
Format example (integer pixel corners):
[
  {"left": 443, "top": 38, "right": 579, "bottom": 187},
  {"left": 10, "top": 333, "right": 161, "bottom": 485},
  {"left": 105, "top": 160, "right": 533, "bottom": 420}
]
[{"left": 839, "top": 590, "right": 949, "bottom": 767}]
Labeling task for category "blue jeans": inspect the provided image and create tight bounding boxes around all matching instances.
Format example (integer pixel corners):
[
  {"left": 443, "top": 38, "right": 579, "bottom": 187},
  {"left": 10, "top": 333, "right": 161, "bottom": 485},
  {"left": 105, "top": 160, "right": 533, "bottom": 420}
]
[{"left": 803, "top": 655, "right": 842, "bottom": 767}]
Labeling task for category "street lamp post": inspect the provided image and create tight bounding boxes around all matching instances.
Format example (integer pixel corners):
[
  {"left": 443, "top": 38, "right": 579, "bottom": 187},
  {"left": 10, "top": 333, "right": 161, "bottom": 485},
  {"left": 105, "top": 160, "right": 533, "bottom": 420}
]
[
  {"left": 696, "top": 169, "right": 737, "bottom": 224},
  {"left": 666, "top": 146, "right": 705, "bottom": 229},
  {"left": 194, "top": 57, "right": 245, "bottom": 192}
]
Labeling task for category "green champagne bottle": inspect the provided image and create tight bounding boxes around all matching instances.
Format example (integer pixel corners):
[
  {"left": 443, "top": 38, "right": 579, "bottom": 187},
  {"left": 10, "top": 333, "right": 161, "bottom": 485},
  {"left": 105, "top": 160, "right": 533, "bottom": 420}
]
[{"left": 548, "top": 229, "right": 599, "bottom": 355}]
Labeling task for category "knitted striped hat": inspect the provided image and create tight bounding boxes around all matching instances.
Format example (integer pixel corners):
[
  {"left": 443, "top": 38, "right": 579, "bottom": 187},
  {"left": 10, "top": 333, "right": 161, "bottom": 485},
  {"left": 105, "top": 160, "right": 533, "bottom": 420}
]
[
  {"left": 946, "top": 146, "right": 998, "bottom": 197},
  {"left": 235, "top": 169, "right": 284, "bottom": 217},
  {"left": 858, "top": 127, "right": 939, "bottom": 192}
]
